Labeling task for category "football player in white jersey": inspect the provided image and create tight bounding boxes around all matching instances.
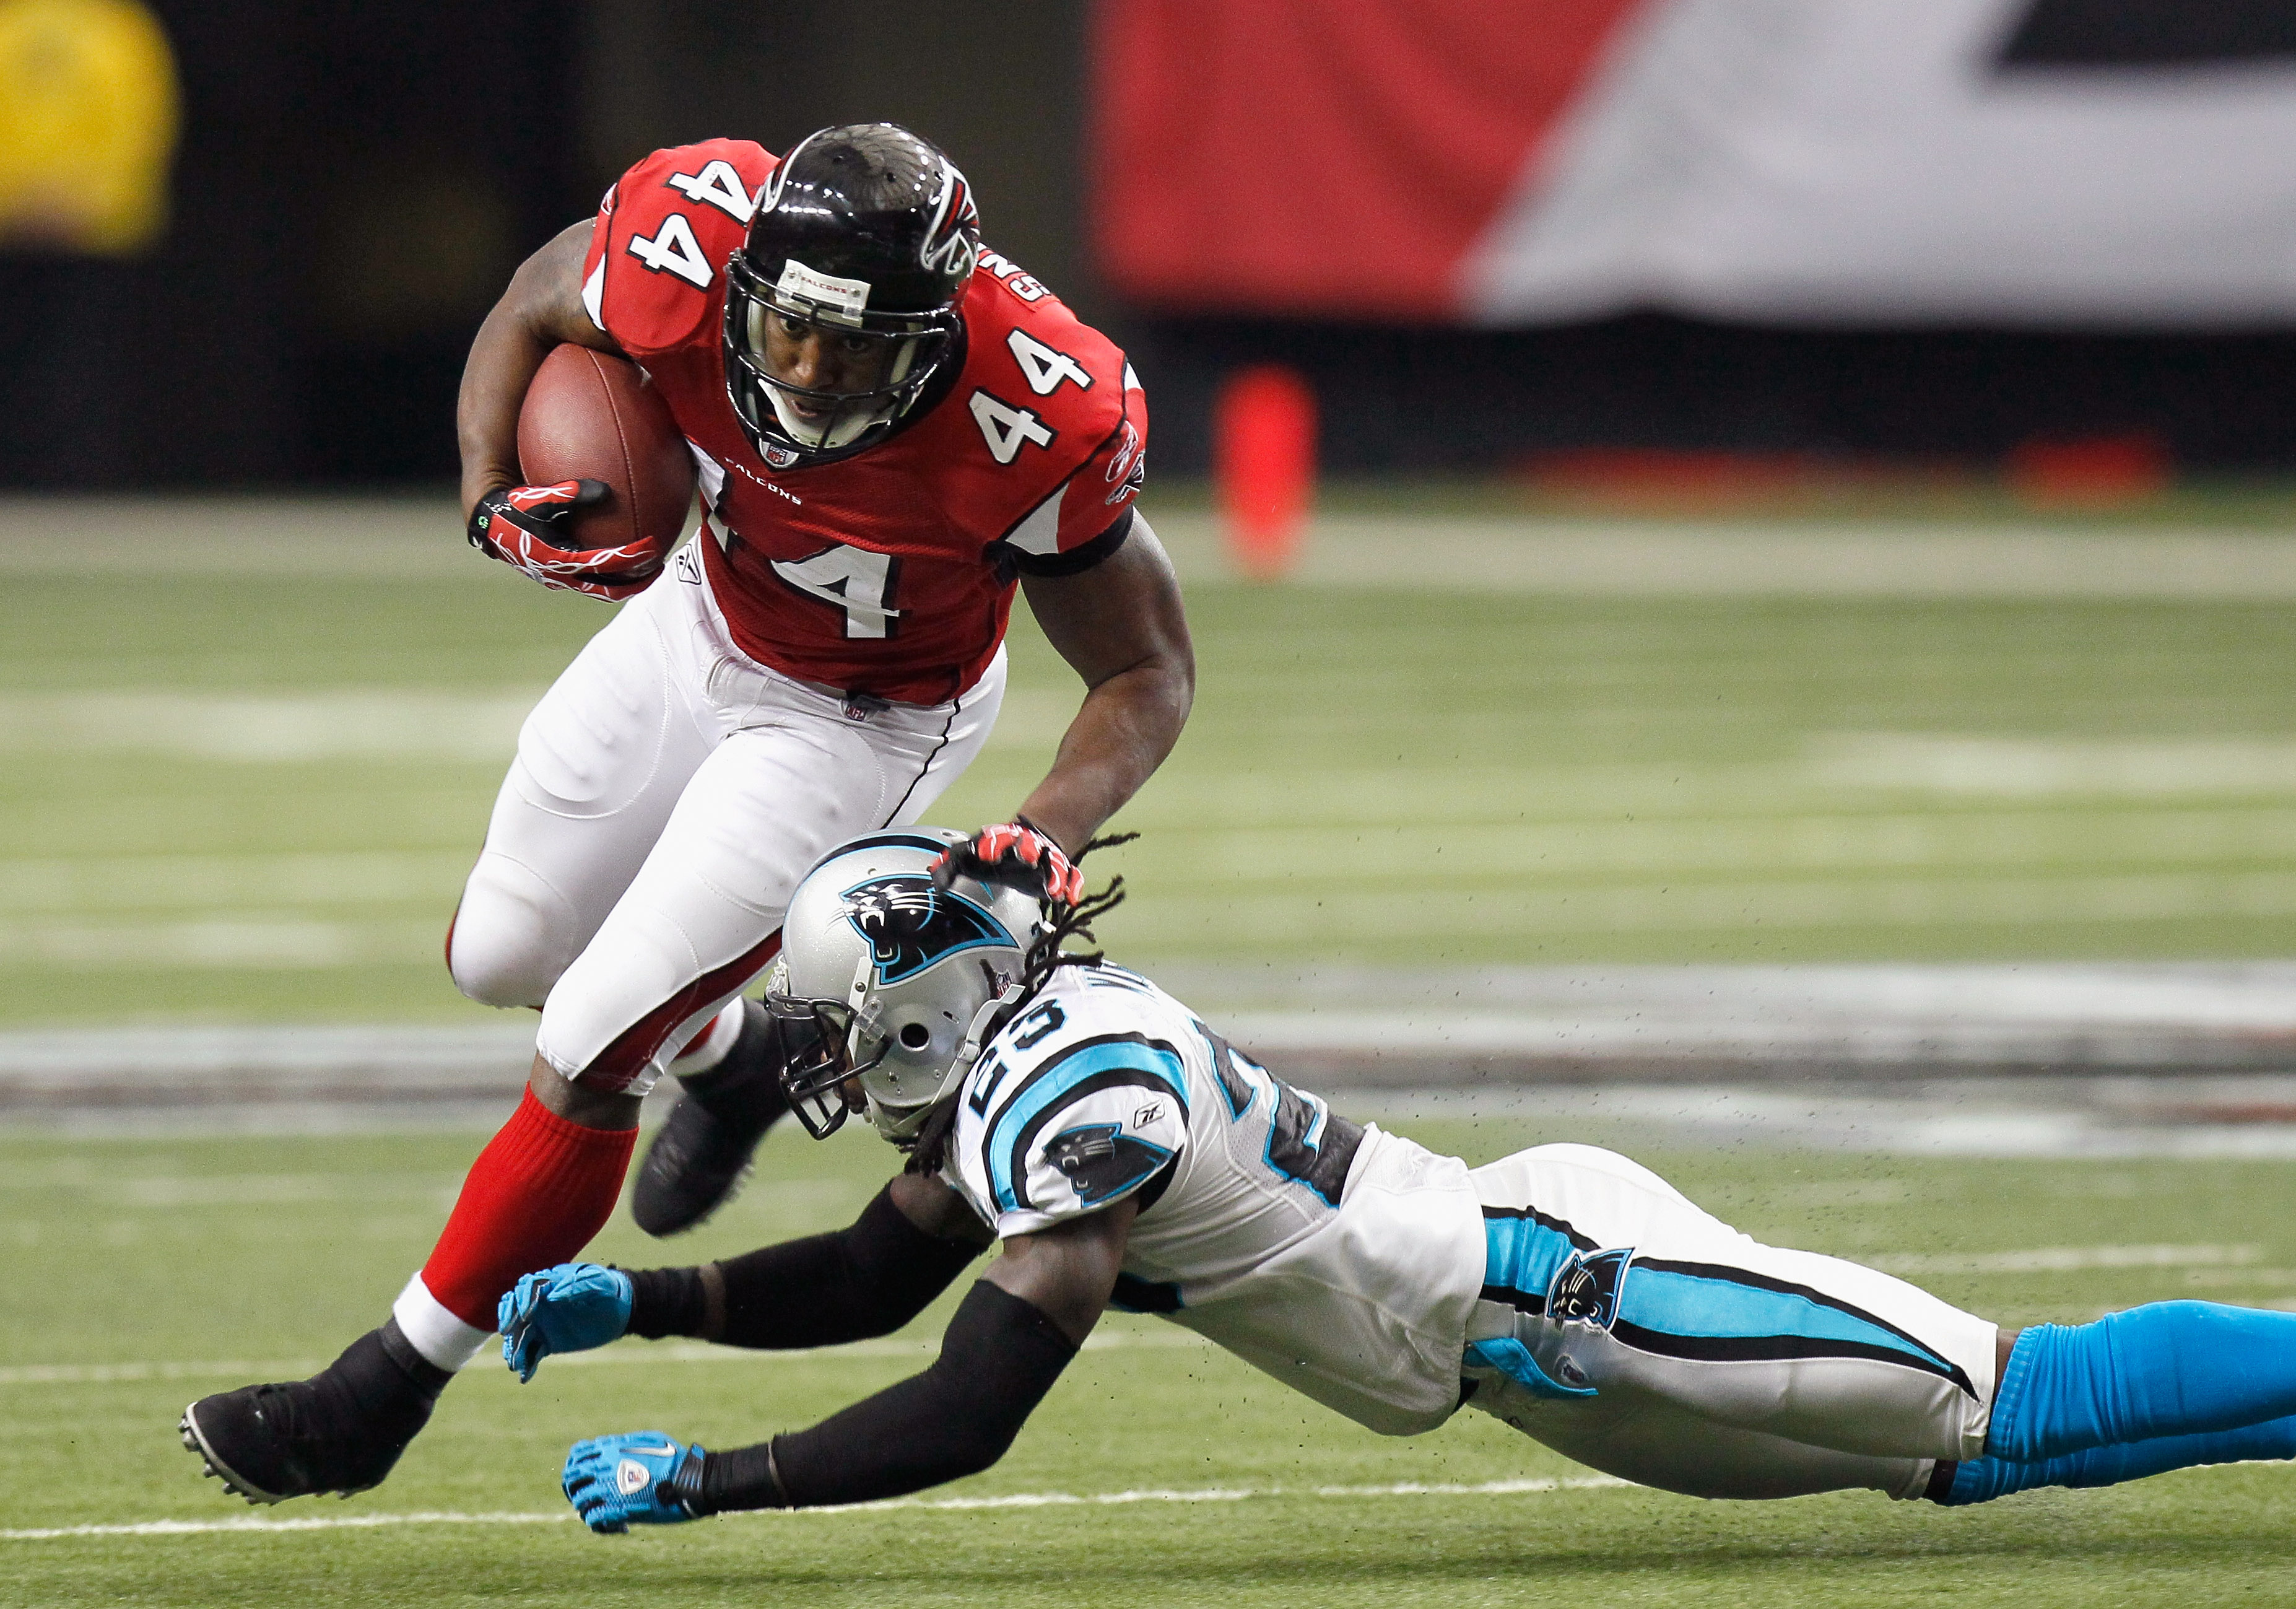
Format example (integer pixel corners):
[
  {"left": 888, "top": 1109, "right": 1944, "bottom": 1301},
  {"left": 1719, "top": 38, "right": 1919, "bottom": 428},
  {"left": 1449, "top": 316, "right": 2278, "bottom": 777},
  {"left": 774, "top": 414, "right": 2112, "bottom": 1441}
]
[{"left": 499, "top": 831, "right": 2296, "bottom": 1530}]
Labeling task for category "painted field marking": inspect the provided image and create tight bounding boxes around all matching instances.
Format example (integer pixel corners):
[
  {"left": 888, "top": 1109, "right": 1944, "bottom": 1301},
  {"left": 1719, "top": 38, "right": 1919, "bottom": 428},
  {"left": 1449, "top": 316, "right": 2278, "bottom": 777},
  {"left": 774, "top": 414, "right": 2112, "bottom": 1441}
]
[
  {"left": 7, "top": 1250, "right": 2274, "bottom": 1386},
  {"left": 1868, "top": 1244, "right": 2262, "bottom": 1276},
  {"left": 0, "top": 1476, "right": 1637, "bottom": 1542},
  {"left": 0, "top": 850, "right": 476, "bottom": 915},
  {"left": 0, "top": 1327, "right": 1211, "bottom": 1387},
  {"left": 0, "top": 692, "right": 539, "bottom": 762},
  {"left": 1131, "top": 870, "right": 2296, "bottom": 942},
  {"left": 0, "top": 917, "right": 446, "bottom": 969},
  {"left": 0, "top": 1511, "right": 564, "bottom": 1541},
  {"left": 13, "top": 504, "right": 2294, "bottom": 597}
]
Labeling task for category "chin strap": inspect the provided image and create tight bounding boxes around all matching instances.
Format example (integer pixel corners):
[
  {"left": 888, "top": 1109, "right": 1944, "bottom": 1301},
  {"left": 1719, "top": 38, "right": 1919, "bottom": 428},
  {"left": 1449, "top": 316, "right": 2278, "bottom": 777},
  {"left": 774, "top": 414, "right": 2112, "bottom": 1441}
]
[
  {"left": 840, "top": 950, "right": 889, "bottom": 1068},
  {"left": 954, "top": 976, "right": 1029, "bottom": 1081}
]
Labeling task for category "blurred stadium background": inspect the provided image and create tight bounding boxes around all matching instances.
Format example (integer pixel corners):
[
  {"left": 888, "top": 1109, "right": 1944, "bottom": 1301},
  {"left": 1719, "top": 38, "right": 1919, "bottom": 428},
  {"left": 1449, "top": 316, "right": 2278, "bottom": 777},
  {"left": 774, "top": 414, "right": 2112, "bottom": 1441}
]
[{"left": 10, "top": 2, "right": 2296, "bottom": 1602}]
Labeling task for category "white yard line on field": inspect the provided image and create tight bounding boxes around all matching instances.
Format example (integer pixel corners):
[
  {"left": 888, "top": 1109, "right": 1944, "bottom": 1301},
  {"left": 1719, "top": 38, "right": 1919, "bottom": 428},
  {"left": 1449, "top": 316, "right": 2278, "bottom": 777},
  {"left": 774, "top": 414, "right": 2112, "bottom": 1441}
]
[
  {"left": 0, "top": 1327, "right": 1209, "bottom": 1386},
  {"left": 7, "top": 1247, "right": 2272, "bottom": 1391},
  {"left": 0, "top": 1476, "right": 1637, "bottom": 1541},
  {"left": 0, "top": 687, "right": 1070, "bottom": 764},
  {"left": 6, "top": 499, "right": 2295, "bottom": 598},
  {"left": 0, "top": 1511, "right": 566, "bottom": 1541},
  {"left": 0, "top": 917, "right": 448, "bottom": 969},
  {"left": 1865, "top": 1244, "right": 2263, "bottom": 1275},
  {"left": 1162, "top": 518, "right": 2296, "bottom": 599}
]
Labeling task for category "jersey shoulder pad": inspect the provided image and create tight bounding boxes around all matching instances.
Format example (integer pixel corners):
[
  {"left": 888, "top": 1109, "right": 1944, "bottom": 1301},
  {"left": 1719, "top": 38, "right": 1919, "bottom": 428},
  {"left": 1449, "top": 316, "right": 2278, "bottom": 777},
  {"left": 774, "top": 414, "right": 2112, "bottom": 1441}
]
[
  {"left": 957, "top": 256, "right": 1148, "bottom": 571},
  {"left": 582, "top": 139, "right": 776, "bottom": 359},
  {"left": 962, "top": 1007, "right": 1190, "bottom": 1234}
]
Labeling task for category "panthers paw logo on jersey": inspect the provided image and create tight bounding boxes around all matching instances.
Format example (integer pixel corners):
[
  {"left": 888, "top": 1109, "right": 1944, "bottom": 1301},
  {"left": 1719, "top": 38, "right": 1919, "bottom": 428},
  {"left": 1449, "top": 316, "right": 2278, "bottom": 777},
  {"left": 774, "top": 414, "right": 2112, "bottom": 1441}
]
[
  {"left": 840, "top": 874, "right": 1014, "bottom": 985},
  {"left": 1045, "top": 1122, "right": 1173, "bottom": 1206}
]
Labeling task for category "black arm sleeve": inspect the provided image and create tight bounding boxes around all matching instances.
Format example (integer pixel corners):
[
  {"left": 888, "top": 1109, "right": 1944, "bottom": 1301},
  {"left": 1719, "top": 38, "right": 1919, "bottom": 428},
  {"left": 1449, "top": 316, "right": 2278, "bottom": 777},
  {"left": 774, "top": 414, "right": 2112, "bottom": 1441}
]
[
  {"left": 985, "top": 505, "right": 1134, "bottom": 583},
  {"left": 692, "top": 1280, "right": 1079, "bottom": 1513},
  {"left": 622, "top": 1181, "right": 984, "bottom": 1348}
]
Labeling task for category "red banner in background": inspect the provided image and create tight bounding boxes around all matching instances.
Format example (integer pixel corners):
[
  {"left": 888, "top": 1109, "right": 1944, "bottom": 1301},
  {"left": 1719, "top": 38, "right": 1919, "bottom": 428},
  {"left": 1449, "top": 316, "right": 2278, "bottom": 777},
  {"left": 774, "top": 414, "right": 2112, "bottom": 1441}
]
[
  {"left": 1092, "top": 0, "right": 2296, "bottom": 329},
  {"left": 1089, "top": 0, "right": 1648, "bottom": 321}
]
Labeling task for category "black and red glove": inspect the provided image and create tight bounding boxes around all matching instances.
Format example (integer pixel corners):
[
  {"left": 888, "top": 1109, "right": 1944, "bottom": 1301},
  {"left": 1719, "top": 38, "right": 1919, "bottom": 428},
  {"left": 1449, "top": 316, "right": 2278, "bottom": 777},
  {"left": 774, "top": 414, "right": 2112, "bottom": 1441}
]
[
  {"left": 931, "top": 820, "right": 1083, "bottom": 906},
  {"left": 467, "top": 480, "right": 667, "bottom": 600}
]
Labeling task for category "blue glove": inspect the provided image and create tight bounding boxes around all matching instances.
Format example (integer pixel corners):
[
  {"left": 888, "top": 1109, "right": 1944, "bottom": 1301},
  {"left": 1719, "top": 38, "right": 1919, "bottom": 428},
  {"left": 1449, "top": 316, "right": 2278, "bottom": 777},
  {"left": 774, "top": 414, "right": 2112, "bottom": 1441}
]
[
  {"left": 562, "top": 1431, "right": 707, "bottom": 1534},
  {"left": 498, "top": 1262, "right": 634, "bottom": 1382}
]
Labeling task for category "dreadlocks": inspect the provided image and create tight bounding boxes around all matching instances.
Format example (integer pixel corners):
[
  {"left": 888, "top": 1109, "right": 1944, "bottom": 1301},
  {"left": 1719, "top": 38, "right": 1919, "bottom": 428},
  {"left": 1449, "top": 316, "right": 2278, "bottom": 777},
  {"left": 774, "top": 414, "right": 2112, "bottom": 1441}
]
[{"left": 903, "top": 832, "right": 1137, "bottom": 1175}]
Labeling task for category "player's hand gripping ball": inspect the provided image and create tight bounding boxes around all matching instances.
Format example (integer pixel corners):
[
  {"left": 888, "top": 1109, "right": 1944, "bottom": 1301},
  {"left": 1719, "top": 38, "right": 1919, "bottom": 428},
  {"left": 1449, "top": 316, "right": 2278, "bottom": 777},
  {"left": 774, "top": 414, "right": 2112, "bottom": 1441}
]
[
  {"left": 498, "top": 1262, "right": 634, "bottom": 1383},
  {"left": 562, "top": 1431, "right": 707, "bottom": 1533},
  {"left": 466, "top": 480, "right": 669, "bottom": 600},
  {"left": 933, "top": 821, "right": 1082, "bottom": 905}
]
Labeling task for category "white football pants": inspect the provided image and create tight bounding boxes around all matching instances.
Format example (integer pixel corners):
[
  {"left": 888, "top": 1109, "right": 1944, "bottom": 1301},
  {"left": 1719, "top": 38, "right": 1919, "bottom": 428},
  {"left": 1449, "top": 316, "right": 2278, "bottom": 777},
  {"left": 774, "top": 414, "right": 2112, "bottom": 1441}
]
[
  {"left": 1463, "top": 1144, "right": 1999, "bottom": 1501},
  {"left": 446, "top": 551, "right": 1005, "bottom": 1094}
]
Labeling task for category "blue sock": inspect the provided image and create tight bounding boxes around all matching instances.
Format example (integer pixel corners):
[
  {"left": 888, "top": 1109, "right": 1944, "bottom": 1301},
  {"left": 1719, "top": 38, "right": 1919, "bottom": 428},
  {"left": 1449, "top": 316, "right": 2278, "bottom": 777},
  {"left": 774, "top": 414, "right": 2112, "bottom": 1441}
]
[
  {"left": 1938, "top": 1414, "right": 2296, "bottom": 1505},
  {"left": 1989, "top": 1302, "right": 2296, "bottom": 1462}
]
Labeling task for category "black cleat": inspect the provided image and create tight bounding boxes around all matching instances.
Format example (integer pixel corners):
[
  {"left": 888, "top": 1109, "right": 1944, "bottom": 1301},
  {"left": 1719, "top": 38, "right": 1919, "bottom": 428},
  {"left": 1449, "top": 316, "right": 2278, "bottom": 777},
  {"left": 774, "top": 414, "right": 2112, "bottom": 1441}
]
[
  {"left": 181, "top": 1322, "right": 449, "bottom": 1504},
  {"left": 633, "top": 998, "right": 790, "bottom": 1237}
]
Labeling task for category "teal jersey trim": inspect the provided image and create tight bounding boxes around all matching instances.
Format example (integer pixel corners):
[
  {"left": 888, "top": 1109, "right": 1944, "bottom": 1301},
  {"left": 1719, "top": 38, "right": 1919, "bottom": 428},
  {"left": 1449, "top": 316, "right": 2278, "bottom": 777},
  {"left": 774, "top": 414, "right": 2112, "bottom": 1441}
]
[{"left": 985, "top": 1037, "right": 1189, "bottom": 1213}]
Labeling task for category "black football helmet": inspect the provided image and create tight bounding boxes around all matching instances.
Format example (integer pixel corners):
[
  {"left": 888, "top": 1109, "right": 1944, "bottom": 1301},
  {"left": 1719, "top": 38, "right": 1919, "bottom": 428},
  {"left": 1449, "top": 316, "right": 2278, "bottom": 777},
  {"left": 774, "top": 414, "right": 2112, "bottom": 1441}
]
[{"left": 723, "top": 124, "right": 981, "bottom": 469}]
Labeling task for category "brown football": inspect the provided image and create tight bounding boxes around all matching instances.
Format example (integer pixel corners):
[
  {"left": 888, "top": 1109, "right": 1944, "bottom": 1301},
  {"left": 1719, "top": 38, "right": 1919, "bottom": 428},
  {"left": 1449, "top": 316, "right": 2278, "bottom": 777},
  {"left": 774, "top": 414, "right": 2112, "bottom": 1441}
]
[{"left": 516, "top": 345, "right": 697, "bottom": 552}]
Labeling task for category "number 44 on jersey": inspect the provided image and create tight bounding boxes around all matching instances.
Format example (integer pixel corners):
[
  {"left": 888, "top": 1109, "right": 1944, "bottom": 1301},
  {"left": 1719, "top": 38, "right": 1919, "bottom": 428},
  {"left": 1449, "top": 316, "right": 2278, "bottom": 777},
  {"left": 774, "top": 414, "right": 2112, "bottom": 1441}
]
[{"left": 969, "top": 329, "right": 1092, "bottom": 464}]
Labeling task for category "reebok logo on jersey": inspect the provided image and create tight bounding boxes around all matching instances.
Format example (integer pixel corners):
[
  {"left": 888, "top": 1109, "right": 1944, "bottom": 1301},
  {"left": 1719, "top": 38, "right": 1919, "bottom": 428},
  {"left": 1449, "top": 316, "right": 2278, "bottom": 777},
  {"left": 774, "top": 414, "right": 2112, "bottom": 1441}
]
[
  {"left": 1135, "top": 1102, "right": 1163, "bottom": 1127},
  {"left": 1105, "top": 420, "right": 1147, "bottom": 506}
]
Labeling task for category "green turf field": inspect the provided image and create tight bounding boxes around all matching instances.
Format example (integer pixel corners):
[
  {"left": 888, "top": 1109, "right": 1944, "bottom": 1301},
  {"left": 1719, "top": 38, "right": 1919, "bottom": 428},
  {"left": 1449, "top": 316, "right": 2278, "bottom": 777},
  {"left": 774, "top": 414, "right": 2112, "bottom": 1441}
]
[
  {"left": 5, "top": 502, "right": 2296, "bottom": 1025},
  {"left": 8, "top": 1115, "right": 2296, "bottom": 1607}
]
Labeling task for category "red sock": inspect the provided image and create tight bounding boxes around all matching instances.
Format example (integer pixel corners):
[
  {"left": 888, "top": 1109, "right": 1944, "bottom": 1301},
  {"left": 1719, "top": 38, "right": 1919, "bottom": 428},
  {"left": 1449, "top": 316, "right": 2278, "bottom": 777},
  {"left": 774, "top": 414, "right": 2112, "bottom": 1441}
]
[{"left": 419, "top": 1088, "right": 637, "bottom": 1329}]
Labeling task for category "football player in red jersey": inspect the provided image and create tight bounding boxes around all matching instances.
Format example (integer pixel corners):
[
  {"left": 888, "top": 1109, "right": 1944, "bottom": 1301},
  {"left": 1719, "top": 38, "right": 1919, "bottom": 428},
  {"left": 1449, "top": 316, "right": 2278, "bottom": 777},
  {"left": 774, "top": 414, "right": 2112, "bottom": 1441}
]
[{"left": 179, "top": 125, "right": 1194, "bottom": 1506}]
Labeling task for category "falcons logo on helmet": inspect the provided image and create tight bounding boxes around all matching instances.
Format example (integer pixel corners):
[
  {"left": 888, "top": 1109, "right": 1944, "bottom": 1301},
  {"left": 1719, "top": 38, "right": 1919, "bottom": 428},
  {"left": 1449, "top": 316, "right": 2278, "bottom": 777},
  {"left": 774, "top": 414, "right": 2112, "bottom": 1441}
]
[
  {"left": 920, "top": 165, "right": 979, "bottom": 279},
  {"left": 839, "top": 874, "right": 1012, "bottom": 985}
]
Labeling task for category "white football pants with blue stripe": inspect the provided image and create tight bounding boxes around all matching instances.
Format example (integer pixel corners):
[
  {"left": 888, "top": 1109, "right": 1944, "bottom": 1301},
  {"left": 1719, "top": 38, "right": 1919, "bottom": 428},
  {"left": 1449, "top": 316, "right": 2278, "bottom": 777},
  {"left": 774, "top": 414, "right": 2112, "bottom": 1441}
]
[{"left": 1461, "top": 1144, "right": 1998, "bottom": 1501}]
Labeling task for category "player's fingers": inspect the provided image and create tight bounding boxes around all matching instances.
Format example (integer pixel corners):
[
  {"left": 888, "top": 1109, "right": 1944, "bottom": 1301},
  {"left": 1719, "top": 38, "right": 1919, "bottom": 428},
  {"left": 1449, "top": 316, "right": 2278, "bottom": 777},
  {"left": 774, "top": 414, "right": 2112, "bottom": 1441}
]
[
  {"left": 505, "top": 479, "right": 585, "bottom": 513},
  {"left": 585, "top": 567, "right": 665, "bottom": 600}
]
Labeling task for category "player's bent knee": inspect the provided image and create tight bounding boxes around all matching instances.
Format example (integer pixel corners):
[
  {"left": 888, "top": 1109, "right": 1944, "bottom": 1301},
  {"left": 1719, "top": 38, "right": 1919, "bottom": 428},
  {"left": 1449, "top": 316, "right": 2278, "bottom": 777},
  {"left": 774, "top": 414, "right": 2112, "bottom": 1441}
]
[{"left": 447, "top": 855, "right": 580, "bottom": 1009}]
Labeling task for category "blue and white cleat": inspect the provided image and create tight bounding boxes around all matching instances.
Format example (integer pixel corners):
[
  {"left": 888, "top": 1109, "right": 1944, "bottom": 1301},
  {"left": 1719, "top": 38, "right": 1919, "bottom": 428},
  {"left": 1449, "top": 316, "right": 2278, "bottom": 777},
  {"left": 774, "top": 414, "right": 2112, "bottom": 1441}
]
[{"left": 562, "top": 1431, "right": 708, "bottom": 1533}]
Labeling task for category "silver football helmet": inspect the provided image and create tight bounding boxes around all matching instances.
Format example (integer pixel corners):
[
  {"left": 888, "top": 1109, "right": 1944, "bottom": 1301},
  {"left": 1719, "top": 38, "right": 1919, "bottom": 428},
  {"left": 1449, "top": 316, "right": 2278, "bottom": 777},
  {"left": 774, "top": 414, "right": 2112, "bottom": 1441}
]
[{"left": 768, "top": 828, "right": 1044, "bottom": 1143}]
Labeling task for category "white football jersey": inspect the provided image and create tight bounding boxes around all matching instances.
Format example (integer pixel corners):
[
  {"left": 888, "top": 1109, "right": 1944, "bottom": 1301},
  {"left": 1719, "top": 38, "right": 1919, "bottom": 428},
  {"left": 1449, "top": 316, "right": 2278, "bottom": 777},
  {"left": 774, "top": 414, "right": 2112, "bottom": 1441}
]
[{"left": 943, "top": 964, "right": 1487, "bottom": 1435}]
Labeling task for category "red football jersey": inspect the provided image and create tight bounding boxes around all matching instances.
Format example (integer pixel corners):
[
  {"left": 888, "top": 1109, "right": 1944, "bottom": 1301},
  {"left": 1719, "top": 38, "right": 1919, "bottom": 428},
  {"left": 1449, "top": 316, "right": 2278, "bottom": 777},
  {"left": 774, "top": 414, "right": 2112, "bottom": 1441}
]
[{"left": 578, "top": 139, "right": 1147, "bottom": 705}]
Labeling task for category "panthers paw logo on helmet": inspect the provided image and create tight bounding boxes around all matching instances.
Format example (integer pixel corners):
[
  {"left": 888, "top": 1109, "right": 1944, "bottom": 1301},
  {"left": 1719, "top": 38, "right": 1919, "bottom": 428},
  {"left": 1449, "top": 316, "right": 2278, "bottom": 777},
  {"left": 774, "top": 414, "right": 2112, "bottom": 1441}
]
[{"left": 840, "top": 874, "right": 1014, "bottom": 985}]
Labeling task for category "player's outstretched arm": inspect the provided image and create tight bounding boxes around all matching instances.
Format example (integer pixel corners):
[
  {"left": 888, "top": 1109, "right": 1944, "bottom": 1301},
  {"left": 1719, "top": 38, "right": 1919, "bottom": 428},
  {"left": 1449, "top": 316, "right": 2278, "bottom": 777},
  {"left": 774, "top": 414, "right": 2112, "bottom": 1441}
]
[
  {"left": 456, "top": 218, "right": 624, "bottom": 520},
  {"left": 559, "top": 1198, "right": 1137, "bottom": 1532},
  {"left": 1011, "top": 515, "right": 1194, "bottom": 853},
  {"left": 502, "top": 1174, "right": 990, "bottom": 1381}
]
